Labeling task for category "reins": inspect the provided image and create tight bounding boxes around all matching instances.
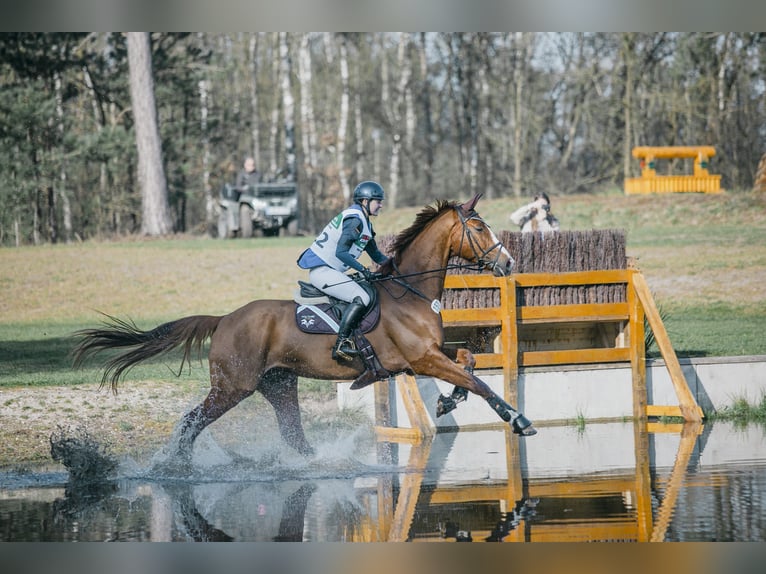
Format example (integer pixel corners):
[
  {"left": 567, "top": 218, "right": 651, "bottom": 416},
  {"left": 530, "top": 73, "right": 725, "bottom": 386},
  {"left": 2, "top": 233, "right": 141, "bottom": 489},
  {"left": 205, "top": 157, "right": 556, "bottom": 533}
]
[{"left": 319, "top": 206, "right": 506, "bottom": 305}]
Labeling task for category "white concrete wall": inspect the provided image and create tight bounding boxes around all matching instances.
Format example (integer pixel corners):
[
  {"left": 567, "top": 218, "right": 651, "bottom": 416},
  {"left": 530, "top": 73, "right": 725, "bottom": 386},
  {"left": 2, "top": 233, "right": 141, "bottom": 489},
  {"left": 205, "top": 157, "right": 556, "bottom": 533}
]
[
  {"left": 338, "top": 356, "right": 766, "bottom": 481},
  {"left": 337, "top": 355, "right": 766, "bottom": 429}
]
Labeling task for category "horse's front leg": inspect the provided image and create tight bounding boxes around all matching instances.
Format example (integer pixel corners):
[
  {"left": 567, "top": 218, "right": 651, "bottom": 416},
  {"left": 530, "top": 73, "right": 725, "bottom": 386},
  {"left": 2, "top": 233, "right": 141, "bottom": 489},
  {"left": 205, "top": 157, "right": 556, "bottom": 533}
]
[
  {"left": 415, "top": 348, "right": 536, "bottom": 436},
  {"left": 436, "top": 348, "right": 474, "bottom": 417}
]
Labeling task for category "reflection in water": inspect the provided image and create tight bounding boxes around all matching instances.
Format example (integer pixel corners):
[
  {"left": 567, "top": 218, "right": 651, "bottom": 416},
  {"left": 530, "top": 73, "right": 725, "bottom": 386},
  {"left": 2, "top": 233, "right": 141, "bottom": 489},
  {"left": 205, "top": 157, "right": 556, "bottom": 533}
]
[{"left": 1, "top": 420, "right": 765, "bottom": 541}]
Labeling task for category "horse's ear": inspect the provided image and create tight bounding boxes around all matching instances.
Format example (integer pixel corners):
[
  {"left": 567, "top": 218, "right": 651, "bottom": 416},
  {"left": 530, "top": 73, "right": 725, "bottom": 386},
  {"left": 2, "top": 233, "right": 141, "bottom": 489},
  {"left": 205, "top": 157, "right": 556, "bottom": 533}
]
[{"left": 459, "top": 193, "right": 483, "bottom": 215}]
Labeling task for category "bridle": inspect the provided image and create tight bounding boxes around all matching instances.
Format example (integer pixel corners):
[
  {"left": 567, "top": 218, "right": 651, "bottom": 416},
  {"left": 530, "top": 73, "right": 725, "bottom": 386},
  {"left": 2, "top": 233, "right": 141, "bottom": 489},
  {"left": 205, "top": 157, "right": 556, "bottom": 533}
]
[
  {"left": 377, "top": 206, "right": 511, "bottom": 303},
  {"left": 454, "top": 207, "right": 508, "bottom": 274}
]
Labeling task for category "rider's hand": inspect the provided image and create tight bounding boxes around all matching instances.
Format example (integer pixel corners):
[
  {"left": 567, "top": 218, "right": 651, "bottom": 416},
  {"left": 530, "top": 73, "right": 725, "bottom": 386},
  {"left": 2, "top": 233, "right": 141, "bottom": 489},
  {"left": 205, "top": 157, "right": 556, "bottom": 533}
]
[{"left": 361, "top": 268, "right": 380, "bottom": 282}]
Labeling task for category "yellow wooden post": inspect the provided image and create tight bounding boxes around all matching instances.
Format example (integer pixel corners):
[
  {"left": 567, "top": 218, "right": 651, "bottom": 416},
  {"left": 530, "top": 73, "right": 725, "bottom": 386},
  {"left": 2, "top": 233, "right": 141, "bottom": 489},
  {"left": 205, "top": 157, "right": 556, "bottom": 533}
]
[
  {"left": 503, "top": 276, "right": 519, "bottom": 406},
  {"left": 628, "top": 269, "right": 647, "bottom": 422},
  {"left": 632, "top": 272, "right": 703, "bottom": 422}
]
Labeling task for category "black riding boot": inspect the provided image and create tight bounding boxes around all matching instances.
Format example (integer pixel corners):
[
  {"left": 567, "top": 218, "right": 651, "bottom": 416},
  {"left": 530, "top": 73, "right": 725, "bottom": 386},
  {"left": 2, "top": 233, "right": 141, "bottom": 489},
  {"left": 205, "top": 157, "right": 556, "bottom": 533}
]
[{"left": 332, "top": 297, "right": 367, "bottom": 362}]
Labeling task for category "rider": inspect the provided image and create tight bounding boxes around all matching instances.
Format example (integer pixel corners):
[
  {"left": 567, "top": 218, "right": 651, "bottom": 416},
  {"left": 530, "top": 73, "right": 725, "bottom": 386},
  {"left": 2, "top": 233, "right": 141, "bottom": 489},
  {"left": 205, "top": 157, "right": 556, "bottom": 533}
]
[{"left": 297, "top": 181, "right": 390, "bottom": 362}]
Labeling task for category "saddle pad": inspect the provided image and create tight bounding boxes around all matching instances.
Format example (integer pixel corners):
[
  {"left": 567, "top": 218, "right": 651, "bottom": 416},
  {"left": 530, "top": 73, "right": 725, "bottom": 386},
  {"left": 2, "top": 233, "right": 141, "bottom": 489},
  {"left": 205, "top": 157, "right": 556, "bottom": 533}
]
[{"left": 295, "top": 302, "right": 380, "bottom": 335}]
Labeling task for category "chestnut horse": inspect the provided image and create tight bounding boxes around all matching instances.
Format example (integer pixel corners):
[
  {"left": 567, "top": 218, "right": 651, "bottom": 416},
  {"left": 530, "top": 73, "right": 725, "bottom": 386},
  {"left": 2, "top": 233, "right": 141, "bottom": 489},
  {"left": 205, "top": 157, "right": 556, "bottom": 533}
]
[{"left": 73, "top": 194, "right": 536, "bottom": 466}]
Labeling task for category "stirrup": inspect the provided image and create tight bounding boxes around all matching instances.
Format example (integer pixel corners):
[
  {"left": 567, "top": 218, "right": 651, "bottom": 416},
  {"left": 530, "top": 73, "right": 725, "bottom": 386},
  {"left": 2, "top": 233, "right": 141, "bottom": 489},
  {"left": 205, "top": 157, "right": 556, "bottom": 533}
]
[{"left": 332, "top": 338, "right": 359, "bottom": 362}]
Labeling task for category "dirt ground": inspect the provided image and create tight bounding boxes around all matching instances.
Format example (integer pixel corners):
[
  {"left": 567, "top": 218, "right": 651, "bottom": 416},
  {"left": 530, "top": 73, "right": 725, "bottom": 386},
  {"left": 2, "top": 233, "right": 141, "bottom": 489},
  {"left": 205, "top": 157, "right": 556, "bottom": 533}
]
[{"left": 0, "top": 379, "right": 342, "bottom": 468}]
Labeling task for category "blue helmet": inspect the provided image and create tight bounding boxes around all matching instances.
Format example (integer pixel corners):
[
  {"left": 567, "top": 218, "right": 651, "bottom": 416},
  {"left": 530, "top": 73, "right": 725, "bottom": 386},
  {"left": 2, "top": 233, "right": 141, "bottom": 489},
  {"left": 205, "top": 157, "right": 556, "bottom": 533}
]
[{"left": 353, "top": 181, "right": 385, "bottom": 202}]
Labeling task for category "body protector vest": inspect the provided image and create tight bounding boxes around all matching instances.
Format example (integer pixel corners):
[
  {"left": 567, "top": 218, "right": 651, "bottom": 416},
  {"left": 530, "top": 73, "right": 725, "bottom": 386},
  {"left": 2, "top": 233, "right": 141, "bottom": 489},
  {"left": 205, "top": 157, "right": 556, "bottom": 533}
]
[{"left": 308, "top": 207, "right": 373, "bottom": 272}]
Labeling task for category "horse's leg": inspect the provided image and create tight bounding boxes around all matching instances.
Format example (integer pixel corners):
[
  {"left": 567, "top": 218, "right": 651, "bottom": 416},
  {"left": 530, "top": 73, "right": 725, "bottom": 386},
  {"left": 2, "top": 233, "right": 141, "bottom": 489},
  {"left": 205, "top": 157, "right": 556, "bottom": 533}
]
[
  {"left": 257, "top": 369, "right": 315, "bottom": 457},
  {"left": 414, "top": 348, "right": 536, "bottom": 436},
  {"left": 436, "top": 348, "right": 475, "bottom": 417},
  {"left": 172, "top": 386, "right": 254, "bottom": 465}
]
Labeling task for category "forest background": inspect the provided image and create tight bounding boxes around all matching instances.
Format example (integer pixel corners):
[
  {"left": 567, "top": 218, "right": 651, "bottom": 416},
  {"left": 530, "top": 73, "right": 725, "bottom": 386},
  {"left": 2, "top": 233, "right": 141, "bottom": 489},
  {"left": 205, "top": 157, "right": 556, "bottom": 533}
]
[{"left": 1, "top": 32, "right": 765, "bottom": 246}]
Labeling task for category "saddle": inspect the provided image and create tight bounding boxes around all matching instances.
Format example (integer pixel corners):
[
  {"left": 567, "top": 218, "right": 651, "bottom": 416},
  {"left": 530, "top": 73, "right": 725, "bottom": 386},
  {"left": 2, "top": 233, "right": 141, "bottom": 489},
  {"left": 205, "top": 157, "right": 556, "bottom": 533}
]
[
  {"left": 294, "top": 281, "right": 380, "bottom": 334},
  {"left": 293, "top": 280, "right": 391, "bottom": 390}
]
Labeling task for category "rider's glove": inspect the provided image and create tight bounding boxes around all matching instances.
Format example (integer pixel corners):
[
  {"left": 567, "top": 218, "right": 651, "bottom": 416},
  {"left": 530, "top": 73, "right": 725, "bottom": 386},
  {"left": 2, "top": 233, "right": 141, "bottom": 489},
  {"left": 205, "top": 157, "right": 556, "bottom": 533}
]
[{"left": 361, "top": 267, "right": 376, "bottom": 282}]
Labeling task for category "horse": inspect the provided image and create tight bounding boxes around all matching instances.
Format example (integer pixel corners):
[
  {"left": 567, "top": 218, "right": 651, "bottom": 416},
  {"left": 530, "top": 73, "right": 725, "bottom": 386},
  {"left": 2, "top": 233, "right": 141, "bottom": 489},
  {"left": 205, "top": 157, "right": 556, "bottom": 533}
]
[{"left": 72, "top": 193, "right": 536, "bottom": 467}]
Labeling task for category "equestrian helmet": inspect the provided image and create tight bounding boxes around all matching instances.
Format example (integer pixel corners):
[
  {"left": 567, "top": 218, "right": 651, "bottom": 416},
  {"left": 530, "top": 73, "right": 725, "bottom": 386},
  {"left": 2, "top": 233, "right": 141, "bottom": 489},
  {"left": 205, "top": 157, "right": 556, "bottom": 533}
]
[{"left": 353, "top": 181, "right": 385, "bottom": 202}]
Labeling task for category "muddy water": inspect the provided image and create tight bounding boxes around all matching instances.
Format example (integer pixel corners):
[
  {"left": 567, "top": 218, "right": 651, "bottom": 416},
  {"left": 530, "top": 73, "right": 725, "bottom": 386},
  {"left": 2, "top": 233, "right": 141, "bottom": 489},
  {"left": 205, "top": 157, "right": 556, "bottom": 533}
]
[{"left": 1, "top": 420, "right": 765, "bottom": 542}]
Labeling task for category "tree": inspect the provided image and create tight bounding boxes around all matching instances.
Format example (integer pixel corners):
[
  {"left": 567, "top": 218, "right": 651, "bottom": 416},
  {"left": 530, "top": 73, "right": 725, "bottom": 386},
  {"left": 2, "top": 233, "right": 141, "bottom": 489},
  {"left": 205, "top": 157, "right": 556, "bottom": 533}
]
[{"left": 126, "top": 32, "right": 172, "bottom": 235}]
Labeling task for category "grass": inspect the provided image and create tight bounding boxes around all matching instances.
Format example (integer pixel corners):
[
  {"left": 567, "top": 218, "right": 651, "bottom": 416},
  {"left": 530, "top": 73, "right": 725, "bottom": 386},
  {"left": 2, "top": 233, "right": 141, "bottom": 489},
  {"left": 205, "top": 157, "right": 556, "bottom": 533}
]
[
  {"left": 1, "top": 188, "right": 765, "bottom": 391},
  {"left": 707, "top": 394, "right": 766, "bottom": 426}
]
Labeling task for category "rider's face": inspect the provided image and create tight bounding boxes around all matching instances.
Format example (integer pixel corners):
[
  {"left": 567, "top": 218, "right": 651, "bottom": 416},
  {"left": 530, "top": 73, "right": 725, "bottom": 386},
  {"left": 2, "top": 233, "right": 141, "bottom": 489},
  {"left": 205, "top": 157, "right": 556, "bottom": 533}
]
[{"left": 367, "top": 199, "right": 383, "bottom": 216}]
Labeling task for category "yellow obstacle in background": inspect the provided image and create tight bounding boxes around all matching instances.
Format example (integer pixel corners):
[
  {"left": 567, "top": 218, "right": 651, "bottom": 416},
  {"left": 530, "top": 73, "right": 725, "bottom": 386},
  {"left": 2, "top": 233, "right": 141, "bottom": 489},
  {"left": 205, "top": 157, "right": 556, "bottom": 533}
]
[{"left": 625, "top": 145, "right": 723, "bottom": 194}]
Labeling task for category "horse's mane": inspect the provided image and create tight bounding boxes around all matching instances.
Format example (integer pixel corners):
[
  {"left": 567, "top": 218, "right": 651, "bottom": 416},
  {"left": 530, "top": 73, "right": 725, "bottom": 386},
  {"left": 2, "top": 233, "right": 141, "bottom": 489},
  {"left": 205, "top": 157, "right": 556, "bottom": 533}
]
[{"left": 378, "top": 199, "right": 458, "bottom": 274}]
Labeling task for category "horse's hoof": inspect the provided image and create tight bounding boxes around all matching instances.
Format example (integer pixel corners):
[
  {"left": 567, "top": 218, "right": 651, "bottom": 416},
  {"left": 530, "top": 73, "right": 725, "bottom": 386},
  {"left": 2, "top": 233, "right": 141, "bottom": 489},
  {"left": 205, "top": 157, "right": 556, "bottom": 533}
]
[
  {"left": 516, "top": 425, "right": 537, "bottom": 437},
  {"left": 436, "top": 394, "right": 457, "bottom": 417}
]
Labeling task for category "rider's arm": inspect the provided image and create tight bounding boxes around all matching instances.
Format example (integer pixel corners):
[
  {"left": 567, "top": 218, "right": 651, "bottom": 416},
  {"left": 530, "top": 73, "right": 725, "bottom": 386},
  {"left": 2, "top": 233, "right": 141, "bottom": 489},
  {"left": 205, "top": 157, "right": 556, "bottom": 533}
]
[
  {"left": 335, "top": 217, "right": 366, "bottom": 272},
  {"left": 364, "top": 238, "right": 390, "bottom": 266}
]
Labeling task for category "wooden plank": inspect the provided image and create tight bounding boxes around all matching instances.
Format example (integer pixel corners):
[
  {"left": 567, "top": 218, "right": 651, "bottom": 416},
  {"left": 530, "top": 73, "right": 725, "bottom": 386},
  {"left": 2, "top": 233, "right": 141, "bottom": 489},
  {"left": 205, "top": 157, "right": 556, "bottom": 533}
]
[
  {"left": 396, "top": 373, "right": 435, "bottom": 438},
  {"left": 632, "top": 272, "right": 703, "bottom": 422},
  {"left": 645, "top": 405, "right": 684, "bottom": 418},
  {"left": 443, "top": 274, "right": 503, "bottom": 289},
  {"left": 521, "top": 347, "right": 630, "bottom": 366},
  {"left": 472, "top": 353, "right": 503, "bottom": 369},
  {"left": 518, "top": 302, "right": 629, "bottom": 323},
  {"left": 513, "top": 269, "right": 630, "bottom": 287},
  {"left": 442, "top": 307, "right": 501, "bottom": 326},
  {"left": 374, "top": 426, "right": 423, "bottom": 442},
  {"left": 631, "top": 145, "right": 716, "bottom": 159}
]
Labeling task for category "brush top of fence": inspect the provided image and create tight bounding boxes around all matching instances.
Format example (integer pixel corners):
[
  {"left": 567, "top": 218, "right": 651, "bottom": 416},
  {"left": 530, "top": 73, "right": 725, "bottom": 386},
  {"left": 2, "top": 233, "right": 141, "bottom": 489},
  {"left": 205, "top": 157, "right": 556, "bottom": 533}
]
[{"left": 379, "top": 229, "right": 627, "bottom": 309}]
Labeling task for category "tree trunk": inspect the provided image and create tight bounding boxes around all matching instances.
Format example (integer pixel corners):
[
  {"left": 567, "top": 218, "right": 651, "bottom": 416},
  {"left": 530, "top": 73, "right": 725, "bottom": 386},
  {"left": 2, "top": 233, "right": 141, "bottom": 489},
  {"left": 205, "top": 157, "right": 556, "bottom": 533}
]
[
  {"left": 249, "top": 33, "right": 261, "bottom": 167},
  {"left": 298, "top": 33, "right": 319, "bottom": 231},
  {"left": 268, "top": 33, "right": 281, "bottom": 175},
  {"left": 512, "top": 33, "right": 526, "bottom": 198},
  {"left": 417, "top": 33, "right": 433, "bottom": 201},
  {"left": 127, "top": 32, "right": 172, "bottom": 236},
  {"left": 279, "top": 33, "right": 296, "bottom": 180},
  {"left": 386, "top": 34, "right": 412, "bottom": 209},
  {"left": 354, "top": 73, "right": 365, "bottom": 183},
  {"left": 199, "top": 77, "right": 215, "bottom": 233},
  {"left": 53, "top": 68, "right": 71, "bottom": 242},
  {"left": 336, "top": 34, "right": 351, "bottom": 201},
  {"left": 622, "top": 34, "right": 635, "bottom": 183}
]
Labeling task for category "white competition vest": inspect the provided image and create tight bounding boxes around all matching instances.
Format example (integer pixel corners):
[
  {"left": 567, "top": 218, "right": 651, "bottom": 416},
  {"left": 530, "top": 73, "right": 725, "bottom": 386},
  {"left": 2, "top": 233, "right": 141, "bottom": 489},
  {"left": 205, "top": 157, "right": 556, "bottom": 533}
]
[{"left": 308, "top": 207, "right": 373, "bottom": 271}]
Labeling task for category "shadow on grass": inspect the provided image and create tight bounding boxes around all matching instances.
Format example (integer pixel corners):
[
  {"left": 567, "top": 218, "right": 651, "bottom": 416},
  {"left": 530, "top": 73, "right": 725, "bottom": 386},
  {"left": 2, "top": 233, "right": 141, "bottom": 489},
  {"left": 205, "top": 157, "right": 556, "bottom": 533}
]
[{"left": 0, "top": 334, "right": 198, "bottom": 387}]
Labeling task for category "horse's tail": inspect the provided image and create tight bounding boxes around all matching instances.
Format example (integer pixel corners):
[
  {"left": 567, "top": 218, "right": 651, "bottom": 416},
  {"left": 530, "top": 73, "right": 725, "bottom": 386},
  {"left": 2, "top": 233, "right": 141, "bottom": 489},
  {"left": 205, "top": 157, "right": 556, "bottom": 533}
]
[{"left": 72, "top": 313, "right": 223, "bottom": 393}]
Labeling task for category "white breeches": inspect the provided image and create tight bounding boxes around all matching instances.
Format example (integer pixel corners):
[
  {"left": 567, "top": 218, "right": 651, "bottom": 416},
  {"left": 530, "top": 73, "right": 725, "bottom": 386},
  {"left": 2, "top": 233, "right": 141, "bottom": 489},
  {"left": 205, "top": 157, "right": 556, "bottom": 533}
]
[{"left": 308, "top": 266, "right": 371, "bottom": 306}]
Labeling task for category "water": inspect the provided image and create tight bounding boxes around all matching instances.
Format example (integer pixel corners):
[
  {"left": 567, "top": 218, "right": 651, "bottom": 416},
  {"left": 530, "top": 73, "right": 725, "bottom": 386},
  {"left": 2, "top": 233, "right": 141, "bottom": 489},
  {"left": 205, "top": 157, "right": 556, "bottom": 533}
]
[{"left": 1, "top": 420, "right": 764, "bottom": 542}]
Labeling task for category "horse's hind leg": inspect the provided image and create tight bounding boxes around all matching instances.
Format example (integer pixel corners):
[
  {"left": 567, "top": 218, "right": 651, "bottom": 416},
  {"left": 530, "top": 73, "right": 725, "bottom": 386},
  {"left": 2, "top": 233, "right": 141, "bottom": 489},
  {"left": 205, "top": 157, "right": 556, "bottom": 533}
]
[
  {"left": 257, "top": 369, "right": 314, "bottom": 457},
  {"left": 171, "top": 386, "right": 253, "bottom": 465}
]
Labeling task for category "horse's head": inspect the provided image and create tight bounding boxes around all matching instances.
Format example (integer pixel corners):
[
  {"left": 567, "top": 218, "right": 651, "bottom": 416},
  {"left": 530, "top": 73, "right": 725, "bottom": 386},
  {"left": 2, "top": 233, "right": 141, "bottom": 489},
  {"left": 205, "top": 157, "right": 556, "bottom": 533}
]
[{"left": 452, "top": 193, "right": 515, "bottom": 276}]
